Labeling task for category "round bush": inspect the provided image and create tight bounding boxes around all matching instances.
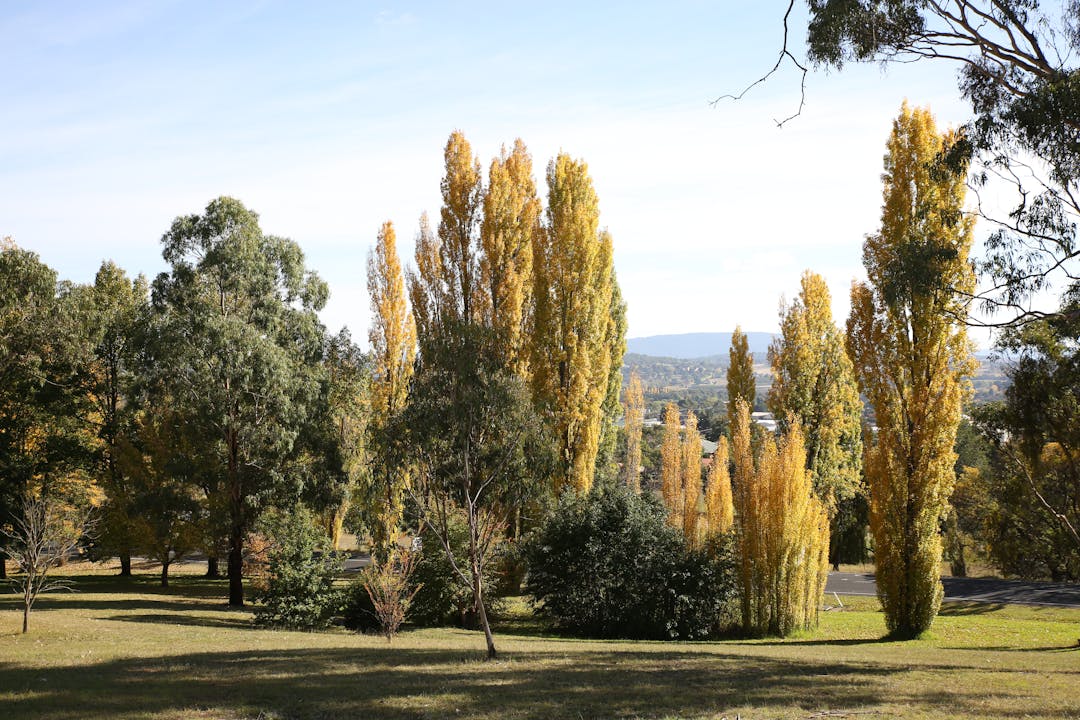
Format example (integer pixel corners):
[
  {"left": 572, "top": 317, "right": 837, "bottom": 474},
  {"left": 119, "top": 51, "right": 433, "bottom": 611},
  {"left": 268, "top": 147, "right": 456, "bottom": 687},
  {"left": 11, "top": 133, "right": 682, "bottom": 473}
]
[{"left": 523, "top": 485, "right": 735, "bottom": 639}]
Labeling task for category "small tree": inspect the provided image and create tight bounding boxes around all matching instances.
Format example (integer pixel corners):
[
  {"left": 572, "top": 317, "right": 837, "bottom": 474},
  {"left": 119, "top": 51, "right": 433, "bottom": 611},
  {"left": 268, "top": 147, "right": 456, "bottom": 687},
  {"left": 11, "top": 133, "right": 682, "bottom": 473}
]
[
  {"left": 363, "top": 548, "right": 422, "bottom": 641},
  {"left": 399, "top": 323, "right": 548, "bottom": 659},
  {"left": 253, "top": 508, "right": 341, "bottom": 630},
  {"left": 3, "top": 497, "right": 92, "bottom": 633}
]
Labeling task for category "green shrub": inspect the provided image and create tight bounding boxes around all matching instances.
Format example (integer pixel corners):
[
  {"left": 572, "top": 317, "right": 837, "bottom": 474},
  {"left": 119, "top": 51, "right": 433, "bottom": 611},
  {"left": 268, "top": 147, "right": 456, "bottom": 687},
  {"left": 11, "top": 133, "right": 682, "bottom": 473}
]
[
  {"left": 410, "top": 507, "right": 505, "bottom": 628},
  {"left": 253, "top": 508, "right": 341, "bottom": 630},
  {"left": 523, "top": 485, "right": 736, "bottom": 639}
]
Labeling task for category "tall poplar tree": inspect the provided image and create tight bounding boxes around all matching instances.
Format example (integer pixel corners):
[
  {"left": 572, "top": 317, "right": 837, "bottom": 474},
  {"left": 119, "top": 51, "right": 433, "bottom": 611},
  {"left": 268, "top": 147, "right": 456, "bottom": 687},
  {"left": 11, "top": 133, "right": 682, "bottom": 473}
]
[
  {"left": 594, "top": 272, "right": 628, "bottom": 487},
  {"left": 622, "top": 370, "right": 645, "bottom": 491},
  {"left": 660, "top": 402, "right": 683, "bottom": 524},
  {"left": 731, "top": 399, "right": 830, "bottom": 637},
  {"left": 847, "top": 103, "right": 975, "bottom": 638},
  {"left": 151, "top": 197, "right": 328, "bottom": 606},
  {"left": 681, "top": 410, "right": 702, "bottom": 545},
  {"left": 367, "top": 221, "right": 416, "bottom": 558},
  {"left": 768, "top": 271, "right": 863, "bottom": 562},
  {"left": 531, "top": 153, "right": 619, "bottom": 493},
  {"left": 727, "top": 326, "right": 756, "bottom": 430},
  {"left": 705, "top": 436, "right": 734, "bottom": 537},
  {"left": 479, "top": 139, "right": 541, "bottom": 375}
]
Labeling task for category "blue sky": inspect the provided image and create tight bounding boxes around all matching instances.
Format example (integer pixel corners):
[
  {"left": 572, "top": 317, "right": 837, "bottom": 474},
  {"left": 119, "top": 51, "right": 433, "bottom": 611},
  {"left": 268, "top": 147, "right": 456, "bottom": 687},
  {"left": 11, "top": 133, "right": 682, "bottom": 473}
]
[{"left": 3, "top": 1, "right": 981, "bottom": 343}]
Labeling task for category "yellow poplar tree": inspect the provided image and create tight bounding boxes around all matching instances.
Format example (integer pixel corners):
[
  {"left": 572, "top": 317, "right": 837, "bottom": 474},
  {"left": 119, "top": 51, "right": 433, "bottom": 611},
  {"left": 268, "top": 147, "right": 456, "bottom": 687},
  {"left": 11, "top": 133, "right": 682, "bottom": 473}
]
[
  {"left": 409, "top": 131, "right": 484, "bottom": 352},
  {"left": 768, "top": 271, "right": 864, "bottom": 566},
  {"left": 594, "top": 273, "right": 628, "bottom": 486},
  {"left": 367, "top": 221, "right": 417, "bottom": 557},
  {"left": 705, "top": 436, "right": 734, "bottom": 537},
  {"left": 681, "top": 410, "right": 703, "bottom": 545},
  {"left": 622, "top": 369, "right": 645, "bottom": 491},
  {"left": 531, "top": 153, "right": 618, "bottom": 494},
  {"left": 479, "top": 139, "right": 541, "bottom": 376},
  {"left": 847, "top": 103, "right": 975, "bottom": 638},
  {"left": 727, "top": 326, "right": 756, "bottom": 430},
  {"left": 731, "top": 399, "right": 830, "bottom": 636},
  {"left": 660, "top": 402, "right": 683, "bottom": 524}
]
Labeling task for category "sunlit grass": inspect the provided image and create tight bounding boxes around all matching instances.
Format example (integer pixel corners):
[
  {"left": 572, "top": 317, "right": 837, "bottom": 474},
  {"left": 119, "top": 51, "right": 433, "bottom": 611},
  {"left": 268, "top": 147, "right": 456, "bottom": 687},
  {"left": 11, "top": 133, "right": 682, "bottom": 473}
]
[{"left": 1, "top": 562, "right": 1078, "bottom": 719}]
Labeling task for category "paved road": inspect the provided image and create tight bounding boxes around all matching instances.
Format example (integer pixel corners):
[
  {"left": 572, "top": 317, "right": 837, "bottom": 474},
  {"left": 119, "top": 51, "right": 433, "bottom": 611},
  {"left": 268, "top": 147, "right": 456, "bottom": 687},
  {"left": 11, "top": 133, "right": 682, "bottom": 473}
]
[{"left": 826, "top": 572, "right": 1080, "bottom": 608}]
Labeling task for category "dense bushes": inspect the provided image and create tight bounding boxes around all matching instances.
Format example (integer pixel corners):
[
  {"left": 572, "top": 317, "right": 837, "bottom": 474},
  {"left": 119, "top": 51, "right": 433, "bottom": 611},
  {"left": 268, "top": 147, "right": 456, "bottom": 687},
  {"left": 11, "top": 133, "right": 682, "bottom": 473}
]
[
  {"left": 253, "top": 509, "right": 342, "bottom": 630},
  {"left": 523, "top": 485, "right": 736, "bottom": 639}
]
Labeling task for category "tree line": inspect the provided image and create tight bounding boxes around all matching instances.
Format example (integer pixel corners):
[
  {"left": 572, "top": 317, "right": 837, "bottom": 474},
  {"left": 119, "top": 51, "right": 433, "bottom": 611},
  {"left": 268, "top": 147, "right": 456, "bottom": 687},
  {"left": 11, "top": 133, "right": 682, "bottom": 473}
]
[{"left": 3, "top": 98, "right": 1078, "bottom": 648}]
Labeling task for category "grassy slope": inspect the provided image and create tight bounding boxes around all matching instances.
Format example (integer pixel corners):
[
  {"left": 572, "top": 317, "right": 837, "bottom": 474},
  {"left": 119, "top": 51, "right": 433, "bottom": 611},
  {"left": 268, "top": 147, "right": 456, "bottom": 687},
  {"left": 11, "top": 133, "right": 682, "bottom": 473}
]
[{"left": 1, "top": 567, "right": 1078, "bottom": 720}]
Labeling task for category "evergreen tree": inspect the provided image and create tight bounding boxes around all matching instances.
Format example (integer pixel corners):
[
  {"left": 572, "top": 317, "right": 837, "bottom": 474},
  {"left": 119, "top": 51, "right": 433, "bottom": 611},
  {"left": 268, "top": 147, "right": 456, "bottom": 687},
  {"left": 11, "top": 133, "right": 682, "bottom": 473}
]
[{"left": 151, "top": 197, "right": 328, "bottom": 606}]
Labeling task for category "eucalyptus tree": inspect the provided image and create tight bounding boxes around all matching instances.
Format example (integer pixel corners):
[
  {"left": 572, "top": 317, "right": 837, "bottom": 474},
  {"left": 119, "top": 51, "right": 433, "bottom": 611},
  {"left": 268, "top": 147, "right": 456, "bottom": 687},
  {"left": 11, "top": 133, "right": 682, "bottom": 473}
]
[{"left": 150, "top": 197, "right": 329, "bottom": 606}]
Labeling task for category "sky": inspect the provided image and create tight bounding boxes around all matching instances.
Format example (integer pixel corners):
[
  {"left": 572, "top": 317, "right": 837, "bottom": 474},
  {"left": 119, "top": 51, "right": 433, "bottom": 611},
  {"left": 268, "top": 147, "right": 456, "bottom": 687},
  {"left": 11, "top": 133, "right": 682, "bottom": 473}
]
[{"left": 3, "top": 1, "right": 989, "bottom": 345}]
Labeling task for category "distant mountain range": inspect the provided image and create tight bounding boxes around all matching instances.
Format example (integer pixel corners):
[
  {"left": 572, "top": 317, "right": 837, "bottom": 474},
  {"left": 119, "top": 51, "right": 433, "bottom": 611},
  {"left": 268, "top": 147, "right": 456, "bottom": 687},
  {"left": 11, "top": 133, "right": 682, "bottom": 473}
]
[
  {"left": 626, "top": 331, "right": 998, "bottom": 362},
  {"left": 626, "top": 332, "right": 776, "bottom": 359}
]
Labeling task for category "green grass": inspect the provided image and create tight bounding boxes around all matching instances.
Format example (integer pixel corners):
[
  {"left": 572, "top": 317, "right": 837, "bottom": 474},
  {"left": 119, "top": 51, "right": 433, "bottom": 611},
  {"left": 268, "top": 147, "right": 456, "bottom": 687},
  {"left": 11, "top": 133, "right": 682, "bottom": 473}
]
[{"left": 2, "top": 564, "right": 1078, "bottom": 719}]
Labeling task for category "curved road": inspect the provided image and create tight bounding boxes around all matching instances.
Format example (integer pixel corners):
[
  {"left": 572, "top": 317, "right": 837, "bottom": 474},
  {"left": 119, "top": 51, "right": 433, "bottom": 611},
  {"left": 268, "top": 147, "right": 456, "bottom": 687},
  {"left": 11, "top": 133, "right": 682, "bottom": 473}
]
[{"left": 826, "top": 572, "right": 1080, "bottom": 608}]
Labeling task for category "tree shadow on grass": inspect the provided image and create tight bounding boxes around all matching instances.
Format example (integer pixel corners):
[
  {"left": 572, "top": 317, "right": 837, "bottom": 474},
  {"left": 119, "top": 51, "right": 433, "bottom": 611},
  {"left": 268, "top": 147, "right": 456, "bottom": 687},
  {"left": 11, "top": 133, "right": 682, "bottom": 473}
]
[
  {"left": 106, "top": 612, "right": 254, "bottom": 630},
  {"left": 939, "top": 601, "right": 1009, "bottom": 616},
  {"left": 0, "top": 641, "right": 1070, "bottom": 720}
]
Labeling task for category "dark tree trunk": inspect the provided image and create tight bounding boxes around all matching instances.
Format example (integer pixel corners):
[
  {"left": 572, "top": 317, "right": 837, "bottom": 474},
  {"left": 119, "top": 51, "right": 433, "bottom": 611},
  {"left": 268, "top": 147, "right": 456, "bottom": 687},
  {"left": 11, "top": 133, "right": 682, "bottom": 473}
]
[
  {"left": 206, "top": 556, "right": 219, "bottom": 578},
  {"left": 160, "top": 559, "right": 170, "bottom": 588},
  {"left": 0, "top": 552, "right": 7, "bottom": 580},
  {"left": 228, "top": 523, "right": 244, "bottom": 606},
  {"left": 119, "top": 552, "right": 132, "bottom": 577}
]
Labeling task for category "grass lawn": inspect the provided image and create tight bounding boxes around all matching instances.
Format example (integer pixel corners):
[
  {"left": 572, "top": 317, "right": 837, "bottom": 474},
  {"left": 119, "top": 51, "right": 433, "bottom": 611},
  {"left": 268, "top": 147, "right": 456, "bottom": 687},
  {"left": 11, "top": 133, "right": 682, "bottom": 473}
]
[{"left": 1, "top": 563, "right": 1078, "bottom": 719}]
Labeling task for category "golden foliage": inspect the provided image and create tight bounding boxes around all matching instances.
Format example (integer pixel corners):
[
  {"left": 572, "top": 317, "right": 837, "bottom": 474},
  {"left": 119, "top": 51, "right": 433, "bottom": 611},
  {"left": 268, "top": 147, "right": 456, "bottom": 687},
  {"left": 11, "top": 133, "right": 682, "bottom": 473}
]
[
  {"left": 727, "top": 326, "right": 755, "bottom": 430},
  {"left": 731, "top": 400, "right": 829, "bottom": 636},
  {"left": 622, "top": 370, "right": 645, "bottom": 492},
  {"left": 479, "top": 139, "right": 541, "bottom": 376},
  {"left": 846, "top": 103, "right": 975, "bottom": 638},
  {"left": 367, "top": 220, "right": 417, "bottom": 557},
  {"left": 768, "top": 271, "right": 863, "bottom": 510},
  {"left": 705, "top": 436, "right": 734, "bottom": 537},
  {"left": 531, "top": 153, "right": 617, "bottom": 494},
  {"left": 660, "top": 402, "right": 683, "bottom": 525},
  {"left": 681, "top": 411, "right": 703, "bottom": 545}
]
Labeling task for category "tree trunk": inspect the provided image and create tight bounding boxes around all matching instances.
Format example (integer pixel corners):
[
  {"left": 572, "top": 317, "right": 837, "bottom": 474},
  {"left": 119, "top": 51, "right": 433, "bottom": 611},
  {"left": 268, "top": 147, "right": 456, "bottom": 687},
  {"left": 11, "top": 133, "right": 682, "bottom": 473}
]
[
  {"left": 206, "top": 556, "right": 219, "bottom": 578},
  {"left": 22, "top": 603, "right": 29, "bottom": 634},
  {"left": 0, "top": 552, "right": 7, "bottom": 580},
  {"left": 119, "top": 552, "right": 132, "bottom": 577},
  {"left": 228, "top": 523, "right": 244, "bottom": 606},
  {"left": 160, "top": 558, "right": 170, "bottom": 588}
]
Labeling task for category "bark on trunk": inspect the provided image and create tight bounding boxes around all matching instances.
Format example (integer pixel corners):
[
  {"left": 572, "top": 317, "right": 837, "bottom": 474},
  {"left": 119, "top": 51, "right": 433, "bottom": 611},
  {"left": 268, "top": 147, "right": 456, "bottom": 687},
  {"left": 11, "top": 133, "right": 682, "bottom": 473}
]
[
  {"left": 0, "top": 553, "right": 7, "bottom": 580},
  {"left": 228, "top": 525, "right": 244, "bottom": 606},
  {"left": 119, "top": 552, "right": 132, "bottom": 577},
  {"left": 22, "top": 604, "right": 29, "bottom": 634},
  {"left": 160, "top": 559, "right": 170, "bottom": 588},
  {"left": 206, "top": 556, "right": 220, "bottom": 578}
]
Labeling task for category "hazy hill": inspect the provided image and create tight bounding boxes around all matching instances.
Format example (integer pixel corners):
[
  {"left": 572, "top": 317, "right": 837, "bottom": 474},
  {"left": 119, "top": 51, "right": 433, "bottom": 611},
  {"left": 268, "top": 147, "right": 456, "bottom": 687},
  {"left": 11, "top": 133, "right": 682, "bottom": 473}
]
[{"left": 626, "top": 332, "right": 776, "bottom": 359}]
